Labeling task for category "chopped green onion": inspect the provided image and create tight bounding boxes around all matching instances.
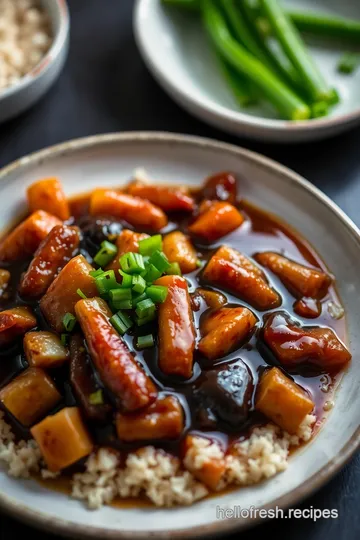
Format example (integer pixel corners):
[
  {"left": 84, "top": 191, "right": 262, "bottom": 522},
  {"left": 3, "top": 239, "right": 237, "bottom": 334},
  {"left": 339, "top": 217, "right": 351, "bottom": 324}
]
[
  {"left": 337, "top": 52, "right": 360, "bottom": 74},
  {"left": 63, "top": 312, "right": 77, "bottom": 332},
  {"left": 110, "top": 310, "right": 133, "bottom": 335},
  {"left": 60, "top": 333, "right": 69, "bottom": 346},
  {"left": 89, "top": 389, "right": 104, "bottom": 405},
  {"left": 115, "top": 299, "right": 133, "bottom": 310},
  {"left": 109, "top": 288, "right": 132, "bottom": 310},
  {"left": 135, "top": 298, "right": 156, "bottom": 319},
  {"left": 196, "top": 260, "right": 203, "bottom": 268},
  {"left": 138, "top": 235, "right": 163, "bottom": 256},
  {"left": 120, "top": 252, "right": 145, "bottom": 274},
  {"left": 135, "top": 312, "right": 156, "bottom": 326},
  {"left": 132, "top": 274, "right": 147, "bottom": 294},
  {"left": 143, "top": 263, "right": 162, "bottom": 283},
  {"left": 77, "top": 288, "right": 87, "bottom": 299},
  {"left": 95, "top": 270, "right": 118, "bottom": 295},
  {"left": 166, "top": 262, "right": 182, "bottom": 276},
  {"left": 118, "top": 270, "right": 133, "bottom": 288},
  {"left": 148, "top": 250, "right": 171, "bottom": 273},
  {"left": 133, "top": 292, "right": 148, "bottom": 306},
  {"left": 136, "top": 334, "right": 155, "bottom": 349},
  {"left": 89, "top": 268, "right": 104, "bottom": 278},
  {"left": 93, "top": 240, "right": 117, "bottom": 267},
  {"left": 146, "top": 285, "right": 168, "bottom": 304}
]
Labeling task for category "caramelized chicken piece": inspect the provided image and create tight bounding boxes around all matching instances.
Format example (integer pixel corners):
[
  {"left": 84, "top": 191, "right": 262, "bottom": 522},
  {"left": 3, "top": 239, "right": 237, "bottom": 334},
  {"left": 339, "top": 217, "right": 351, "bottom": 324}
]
[
  {"left": 163, "top": 231, "right": 198, "bottom": 274},
  {"left": 199, "top": 307, "right": 257, "bottom": 360},
  {"left": 203, "top": 246, "right": 281, "bottom": 310},
  {"left": 90, "top": 189, "right": 167, "bottom": 231},
  {"left": 155, "top": 275, "right": 196, "bottom": 379},
  {"left": 19, "top": 225, "right": 80, "bottom": 298},
  {"left": 27, "top": 177, "right": 70, "bottom": 220},
  {"left": 116, "top": 395, "right": 184, "bottom": 442},
  {"left": 263, "top": 312, "right": 352, "bottom": 370},
  {"left": 0, "top": 211, "right": 61, "bottom": 262},
  {"left": 0, "top": 306, "right": 36, "bottom": 346},
  {"left": 69, "top": 334, "right": 111, "bottom": 422},
  {"left": 75, "top": 297, "right": 157, "bottom": 411},
  {"left": 293, "top": 297, "right": 321, "bottom": 319},
  {"left": 0, "top": 269, "right": 11, "bottom": 298},
  {"left": 188, "top": 201, "right": 244, "bottom": 242},
  {"left": 0, "top": 367, "right": 61, "bottom": 427},
  {"left": 256, "top": 367, "right": 314, "bottom": 434},
  {"left": 128, "top": 181, "right": 195, "bottom": 212},
  {"left": 24, "top": 331, "right": 69, "bottom": 368},
  {"left": 31, "top": 407, "right": 93, "bottom": 472},
  {"left": 255, "top": 252, "right": 332, "bottom": 299},
  {"left": 201, "top": 171, "right": 237, "bottom": 204},
  {"left": 183, "top": 434, "right": 226, "bottom": 491},
  {"left": 106, "top": 229, "right": 149, "bottom": 272},
  {"left": 40, "top": 255, "right": 98, "bottom": 332},
  {"left": 197, "top": 288, "right": 227, "bottom": 310}
]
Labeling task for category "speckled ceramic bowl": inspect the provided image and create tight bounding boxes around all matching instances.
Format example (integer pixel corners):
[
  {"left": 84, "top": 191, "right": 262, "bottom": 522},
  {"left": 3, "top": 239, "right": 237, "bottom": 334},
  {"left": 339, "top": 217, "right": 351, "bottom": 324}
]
[
  {"left": 0, "top": 132, "right": 359, "bottom": 539},
  {"left": 0, "top": 0, "right": 69, "bottom": 124}
]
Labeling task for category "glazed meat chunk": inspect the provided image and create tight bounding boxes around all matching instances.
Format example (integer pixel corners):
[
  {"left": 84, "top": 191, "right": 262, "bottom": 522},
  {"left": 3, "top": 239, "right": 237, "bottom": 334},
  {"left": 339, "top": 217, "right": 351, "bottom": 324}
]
[{"left": 188, "top": 202, "right": 244, "bottom": 242}]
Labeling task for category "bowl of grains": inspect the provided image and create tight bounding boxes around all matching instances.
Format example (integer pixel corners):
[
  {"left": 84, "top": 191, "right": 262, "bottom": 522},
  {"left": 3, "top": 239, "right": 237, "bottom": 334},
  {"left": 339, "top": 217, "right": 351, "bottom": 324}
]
[{"left": 0, "top": 0, "right": 69, "bottom": 123}]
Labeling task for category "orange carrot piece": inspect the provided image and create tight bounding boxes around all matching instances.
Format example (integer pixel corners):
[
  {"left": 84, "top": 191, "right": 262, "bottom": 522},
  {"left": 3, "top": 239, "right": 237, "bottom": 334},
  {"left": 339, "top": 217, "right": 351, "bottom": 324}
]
[
  {"left": 183, "top": 435, "right": 225, "bottom": 491},
  {"left": 40, "top": 255, "right": 98, "bottom": 332},
  {"left": 106, "top": 229, "right": 149, "bottom": 272},
  {"left": 255, "top": 252, "right": 332, "bottom": 299},
  {"left": 90, "top": 189, "right": 167, "bottom": 231},
  {"left": 163, "top": 231, "right": 198, "bottom": 274},
  {"left": 27, "top": 177, "right": 70, "bottom": 220},
  {"left": 24, "top": 331, "right": 69, "bottom": 369},
  {"left": 188, "top": 202, "right": 244, "bottom": 242},
  {"left": 116, "top": 395, "right": 184, "bottom": 442},
  {"left": 256, "top": 367, "right": 314, "bottom": 434},
  {"left": 75, "top": 297, "right": 157, "bottom": 411},
  {"left": 199, "top": 307, "right": 257, "bottom": 359},
  {"left": 0, "top": 211, "right": 61, "bottom": 262},
  {"left": 127, "top": 181, "right": 195, "bottom": 212},
  {"left": 293, "top": 297, "right": 321, "bottom": 319},
  {"left": 31, "top": 407, "right": 93, "bottom": 472},
  {"left": 203, "top": 246, "right": 281, "bottom": 310},
  {"left": 0, "top": 367, "right": 61, "bottom": 427},
  {"left": 263, "top": 312, "right": 351, "bottom": 371},
  {"left": 155, "top": 275, "right": 196, "bottom": 379},
  {"left": 0, "top": 306, "right": 36, "bottom": 346},
  {"left": 19, "top": 225, "right": 80, "bottom": 298}
]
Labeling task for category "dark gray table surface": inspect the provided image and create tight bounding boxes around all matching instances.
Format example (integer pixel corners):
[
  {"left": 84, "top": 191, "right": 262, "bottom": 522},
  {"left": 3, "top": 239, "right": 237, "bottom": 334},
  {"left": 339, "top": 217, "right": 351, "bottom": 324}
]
[{"left": 0, "top": 1, "right": 359, "bottom": 538}]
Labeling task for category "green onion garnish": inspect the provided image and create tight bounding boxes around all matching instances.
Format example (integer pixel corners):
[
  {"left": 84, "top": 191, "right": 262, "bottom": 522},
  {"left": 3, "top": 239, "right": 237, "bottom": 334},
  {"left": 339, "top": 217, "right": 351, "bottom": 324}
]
[
  {"left": 138, "top": 235, "right": 163, "bottom": 256},
  {"left": 120, "top": 252, "right": 145, "bottom": 274},
  {"left": 115, "top": 299, "right": 133, "bottom": 310},
  {"left": 146, "top": 285, "right": 168, "bottom": 304},
  {"left": 136, "top": 334, "right": 155, "bottom": 349},
  {"left": 89, "top": 268, "right": 104, "bottom": 278},
  {"left": 110, "top": 310, "right": 133, "bottom": 335},
  {"left": 166, "top": 262, "right": 182, "bottom": 276},
  {"left": 133, "top": 292, "right": 148, "bottom": 306},
  {"left": 63, "top": 312, "right": 77, "bottom": 332},
  {"left": 135, "top": 298, "right": 156, "bottom": 319},
  {"left": 77, "top": 288, "right": 87, "bottom": 299},
  {"left": 196, "top": 260, "right": 203, "bottom": 268},
  {"left": 143, "top": 263, "right": 162, "bottom": 283},
  {"left": 132, "top": 274, "right": 147, "bottom": 294},
  {"left": 89, "top": 389, "right": 104, "bottom": 405},
  {"left": 93, "top": 241, "right": 117, "bottom": 267},
  {"left": 60, "top": 333, "right": 69, "bottom": 346},
  {"left": 135, "top": 312, "right": 156, "bottom": 326},
  {"left": 118, "top": 269, "right": 132, "bottom": 288},
  {"left": 148, "top": 250, "right": 171, "bottom": 273},
  {"left": 109, "top": 288, "right": 132, "bottom": 309},
  {"left": 95, "top": 270, "right": 118, "bottom": 295}
]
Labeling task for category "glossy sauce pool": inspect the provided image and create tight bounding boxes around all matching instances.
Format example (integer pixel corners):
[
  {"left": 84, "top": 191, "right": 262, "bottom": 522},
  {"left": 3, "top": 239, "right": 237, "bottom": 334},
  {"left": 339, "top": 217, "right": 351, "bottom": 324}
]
[{"left": 0, "top": 192, "right": 347, "bottom": 506}]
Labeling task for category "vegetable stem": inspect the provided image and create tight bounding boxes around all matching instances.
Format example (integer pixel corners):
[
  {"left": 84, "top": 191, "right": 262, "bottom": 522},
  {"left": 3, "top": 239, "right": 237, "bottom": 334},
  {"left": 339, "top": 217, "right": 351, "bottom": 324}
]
[
  {"left": 202, "top": 0, "right": 310, "bottom": 121},
  {"left": 216, "top": 52, "right": 258, "bottom": 107},
  {"left": 289, "top": 10, "right": 360, "bottom": 43}
]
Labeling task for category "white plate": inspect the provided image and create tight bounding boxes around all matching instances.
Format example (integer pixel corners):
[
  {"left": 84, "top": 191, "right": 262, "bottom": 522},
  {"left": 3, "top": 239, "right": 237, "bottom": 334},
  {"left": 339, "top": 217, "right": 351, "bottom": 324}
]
[
  {"left": 134, "top": 0, "right": 360, "bottom": 142},
  {"left": 0, "top": 132, "right": 359, "bottom": 538}
]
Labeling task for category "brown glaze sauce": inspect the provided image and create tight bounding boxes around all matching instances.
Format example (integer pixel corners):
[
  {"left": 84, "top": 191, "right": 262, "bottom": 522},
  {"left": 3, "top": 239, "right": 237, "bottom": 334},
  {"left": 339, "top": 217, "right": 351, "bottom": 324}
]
[{"left": 0, "top": 185, "right": 347, "bottom": 508}]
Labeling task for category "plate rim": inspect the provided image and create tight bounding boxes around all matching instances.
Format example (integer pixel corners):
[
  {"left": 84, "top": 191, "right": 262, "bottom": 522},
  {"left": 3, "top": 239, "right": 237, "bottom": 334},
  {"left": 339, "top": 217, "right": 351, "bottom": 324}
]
[
  {"left": 133, "top": 0, "right": 360, "bottom": 138},
  {"left": 0, "top": 131, "right": 359, "bottom": 539}
]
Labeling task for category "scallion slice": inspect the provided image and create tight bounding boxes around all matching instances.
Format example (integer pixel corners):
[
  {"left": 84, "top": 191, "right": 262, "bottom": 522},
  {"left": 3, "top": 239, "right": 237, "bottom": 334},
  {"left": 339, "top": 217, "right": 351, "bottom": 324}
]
[
  {"left": 143, "top": 263, "right": 162, "bottom": 283},
  {"left": 138, "top": 235, "right": 163, "bottom": 256},
  {"left": 95, "top": 270, "right": 118, "bottom": 295},
  {"left": 118, "top": 269, "right": 133, "bottom": 288},
  {"left": 148, "top": 250, "right": 171, "bottom": 273},
  {"left": 62, "top": 312, "right": 77, "bottom": 332},
  {"left": 93, "top": 240, "right": 117, "bottom": 267},
  {"left": 120, "top": 252, "right": 145, "bottom": 274},
  {"left": 132, "top": 274, "right": 147, "bottom": 294},
  {"left": 146, "top": 285, "right": 168, "bottom": 304},
  {"left": 166, "top": 262, "right": 182, "bottom": 276},
  {"left": 136, "top": 334, "right": 155, "bottom": 349},
  {"left": 135, "top": 298, "right": 156, "bottom": 319},
  {"left": 89, "top": 389, "right": 104, "bottom": 405},
  {"left": 77, "top": 288, "right": 87, "bottom": 299},
  {"left": 89, "top": 268, "right": 104, "bottom": 278},
  {"left": 110, "top": 310, "right": 133, "bottom": 335}
]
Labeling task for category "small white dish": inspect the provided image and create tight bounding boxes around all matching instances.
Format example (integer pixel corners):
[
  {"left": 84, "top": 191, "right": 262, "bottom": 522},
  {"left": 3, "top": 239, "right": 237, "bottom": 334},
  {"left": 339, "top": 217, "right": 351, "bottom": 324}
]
[
  {"left": 0, "top": 132, "right": 359, "bottom": 538},
  {"left": 0, "top": 0, "right": 70, "bottom": 124},
  {"left": 134, "top": 0, "right": 360, "bottom": 142}
]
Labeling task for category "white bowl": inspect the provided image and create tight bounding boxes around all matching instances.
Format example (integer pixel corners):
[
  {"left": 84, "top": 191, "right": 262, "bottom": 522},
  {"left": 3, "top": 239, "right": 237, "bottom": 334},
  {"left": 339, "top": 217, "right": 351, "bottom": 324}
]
[
  {"left": 134, "top": 0, "right": 360, "bottom": 143},
  {"left": 0, "top": 0, "right": 70, "bottom": 124},
  {"left": 0, "top": 132, "right": 359, "bottom": 538}
]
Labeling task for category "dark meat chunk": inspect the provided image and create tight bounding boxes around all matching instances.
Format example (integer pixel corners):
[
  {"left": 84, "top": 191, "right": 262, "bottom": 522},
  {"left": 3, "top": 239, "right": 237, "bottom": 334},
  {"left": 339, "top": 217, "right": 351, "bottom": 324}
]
[
  {"left": 198, "top": 360, "right": 254, "bottom": 428},
  {"left": 78, "top": 216, "right": 123, "bottom": 257},
  {"left": 201, "top": 172, "right": 237, "bottom": 204},
  {"left": 263, "top": 312, "right": 352, "bottom": 371},
  {"left": 293, "top": 297, "right": 321, "bottom": 319},
  {"left": 69, "top": 334, "right": 111, "bottom": 422}
]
